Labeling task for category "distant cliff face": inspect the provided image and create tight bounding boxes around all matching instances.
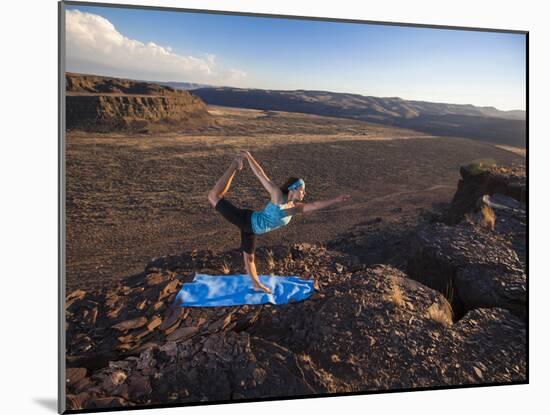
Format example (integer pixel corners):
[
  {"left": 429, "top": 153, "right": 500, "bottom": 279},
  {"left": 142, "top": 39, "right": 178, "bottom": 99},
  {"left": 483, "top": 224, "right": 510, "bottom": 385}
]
[
  {"left": 66, "top": 94, "right": 212, "bottom": 133},
  {"left": 66, "top": 73, "right": 212, "bottom": 132}
]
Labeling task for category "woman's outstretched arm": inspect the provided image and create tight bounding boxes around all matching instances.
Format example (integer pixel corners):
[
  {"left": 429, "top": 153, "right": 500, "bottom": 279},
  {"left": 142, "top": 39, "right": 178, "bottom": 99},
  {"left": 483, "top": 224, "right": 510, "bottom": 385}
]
[
  {"left": 242, "top": 151, "right": 282, "bottom": 199},
  {"left": 284, "top": 194, "right": 352, "bottom": 216}
]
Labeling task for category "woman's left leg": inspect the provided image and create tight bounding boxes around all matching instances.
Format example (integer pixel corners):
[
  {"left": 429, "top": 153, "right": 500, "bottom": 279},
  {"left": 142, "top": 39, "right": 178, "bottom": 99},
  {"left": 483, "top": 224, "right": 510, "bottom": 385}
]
[{"left": 207, "top": 155, "right": 243, "bottom": 207}]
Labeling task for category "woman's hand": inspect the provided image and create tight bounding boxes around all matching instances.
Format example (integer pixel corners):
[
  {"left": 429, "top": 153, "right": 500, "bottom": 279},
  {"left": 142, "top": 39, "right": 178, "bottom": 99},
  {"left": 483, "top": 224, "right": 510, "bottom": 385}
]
[
  {"left": 232, "top": 155, "right": 244, "bottom": 171},
  {"left": 335, "top": 194, "right": 352, "bottom": 203}
]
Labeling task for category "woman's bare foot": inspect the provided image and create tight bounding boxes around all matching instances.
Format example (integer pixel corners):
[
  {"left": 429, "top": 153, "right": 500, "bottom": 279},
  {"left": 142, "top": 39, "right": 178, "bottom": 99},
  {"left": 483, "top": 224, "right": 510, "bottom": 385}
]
[{"left": 252, "top": 282, "right": 272, "bottom": 294}]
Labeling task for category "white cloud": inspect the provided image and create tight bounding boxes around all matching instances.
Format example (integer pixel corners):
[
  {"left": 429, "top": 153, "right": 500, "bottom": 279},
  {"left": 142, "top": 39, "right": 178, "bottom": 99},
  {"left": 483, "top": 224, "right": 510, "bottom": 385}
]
[
  {"left": 65, "top": 9, "right": 247, "bottom": 86},
  {"left": 226, "top": 69, "right": 247, "bottom": 84}
]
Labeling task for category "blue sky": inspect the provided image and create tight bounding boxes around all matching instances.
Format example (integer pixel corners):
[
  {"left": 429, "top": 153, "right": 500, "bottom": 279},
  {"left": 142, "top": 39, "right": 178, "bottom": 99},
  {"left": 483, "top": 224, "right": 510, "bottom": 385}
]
[{"left": 65, "top": 5, "right": 526, "bottom": 111}]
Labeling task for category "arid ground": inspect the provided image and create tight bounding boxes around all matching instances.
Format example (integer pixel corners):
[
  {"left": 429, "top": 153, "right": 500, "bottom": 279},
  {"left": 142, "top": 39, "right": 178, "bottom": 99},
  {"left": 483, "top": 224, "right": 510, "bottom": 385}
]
[{"left": 66, "top": 105, "right": 525, "bottom": 292}]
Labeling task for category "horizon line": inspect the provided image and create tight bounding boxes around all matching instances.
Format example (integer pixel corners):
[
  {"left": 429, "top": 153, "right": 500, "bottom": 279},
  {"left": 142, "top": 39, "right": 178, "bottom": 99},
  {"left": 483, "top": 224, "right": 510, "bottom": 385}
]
[{"left": 65, "top": 71, "right": 526, "bottom": 113}]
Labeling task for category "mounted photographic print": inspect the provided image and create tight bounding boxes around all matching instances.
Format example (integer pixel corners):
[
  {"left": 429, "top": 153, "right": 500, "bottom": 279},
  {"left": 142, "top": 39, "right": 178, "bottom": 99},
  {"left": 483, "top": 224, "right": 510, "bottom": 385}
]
[{"left": 58, "top": 1, "right": 528, "bottom": 413}]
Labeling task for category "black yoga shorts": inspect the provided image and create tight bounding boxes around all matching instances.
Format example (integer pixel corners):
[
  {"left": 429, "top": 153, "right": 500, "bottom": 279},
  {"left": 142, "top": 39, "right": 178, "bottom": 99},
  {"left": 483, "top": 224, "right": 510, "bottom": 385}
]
[{"left": 215, "top": 198, "right": 256, "bottom": 254}]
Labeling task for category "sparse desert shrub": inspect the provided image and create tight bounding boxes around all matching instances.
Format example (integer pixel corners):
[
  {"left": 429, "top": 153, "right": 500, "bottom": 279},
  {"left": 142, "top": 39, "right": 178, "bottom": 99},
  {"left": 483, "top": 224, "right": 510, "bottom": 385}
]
[
  {"left": 386, "top": 279, "right": 405, "bottom": 307},
  {"left": 426, "top": 302, "right": 453, "bottom": 326},
  {"left": 479, "top": 205, "right": 496, "bottom": 230},
  {"left": 266, "top": 249, "right": 275, "bottom": 270},
  {"left": 111, "top": 370, "right": 127, "bottom": 385}
]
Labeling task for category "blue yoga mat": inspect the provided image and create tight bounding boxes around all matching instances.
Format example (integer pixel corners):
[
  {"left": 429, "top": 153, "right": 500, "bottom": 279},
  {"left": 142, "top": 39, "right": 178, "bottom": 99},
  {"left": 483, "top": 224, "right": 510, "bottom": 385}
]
[{"left": 172, "top": 274, "right": 315, "bottom": 307}]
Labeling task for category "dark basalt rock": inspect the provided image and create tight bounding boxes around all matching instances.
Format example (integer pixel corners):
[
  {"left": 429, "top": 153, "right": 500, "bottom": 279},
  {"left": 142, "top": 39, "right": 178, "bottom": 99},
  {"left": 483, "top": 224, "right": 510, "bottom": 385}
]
[
  {"left": 407, "top": 220, "right": 526, "bottom": 319},
  {"left": 477, "top": 193, "right": 527, "bottom": 268},
  {"left": 446, "top": 162, "right": 526, "bottom": 224},
  {"left": 66, "top": 249, "right": 526, "bottom": 410}
]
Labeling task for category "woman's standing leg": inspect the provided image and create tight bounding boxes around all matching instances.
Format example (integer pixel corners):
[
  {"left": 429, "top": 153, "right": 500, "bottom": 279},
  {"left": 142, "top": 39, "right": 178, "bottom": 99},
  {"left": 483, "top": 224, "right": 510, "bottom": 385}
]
[
  {"left": 207, "top": 155, "right": 244, "bottom": 207},
  {"left": 243, "top": 251, "right": 271, "bottom": 294}
]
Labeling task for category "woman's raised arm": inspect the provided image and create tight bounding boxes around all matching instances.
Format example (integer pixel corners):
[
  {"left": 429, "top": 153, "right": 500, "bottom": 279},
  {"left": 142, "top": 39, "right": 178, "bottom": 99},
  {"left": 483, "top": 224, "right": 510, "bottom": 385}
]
[{"left": 242, "top": 151, "right": 281, "bottom": 198}]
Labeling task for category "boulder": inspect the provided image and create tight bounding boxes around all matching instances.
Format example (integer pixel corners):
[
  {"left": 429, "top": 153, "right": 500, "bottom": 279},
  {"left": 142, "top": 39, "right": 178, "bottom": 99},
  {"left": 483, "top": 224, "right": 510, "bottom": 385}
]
[
  {"left": 407, "top": 221, "right": 526, "bottom": 318},
  {"left": 446, "top": 162, "right": 526, "bottom": 224}
]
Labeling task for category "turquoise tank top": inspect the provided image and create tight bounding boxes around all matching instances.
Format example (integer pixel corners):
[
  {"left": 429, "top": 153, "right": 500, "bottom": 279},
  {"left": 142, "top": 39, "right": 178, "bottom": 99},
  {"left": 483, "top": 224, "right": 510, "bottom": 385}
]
[{"left": 251, "top": 196, "right": 293, "bottom": 235}]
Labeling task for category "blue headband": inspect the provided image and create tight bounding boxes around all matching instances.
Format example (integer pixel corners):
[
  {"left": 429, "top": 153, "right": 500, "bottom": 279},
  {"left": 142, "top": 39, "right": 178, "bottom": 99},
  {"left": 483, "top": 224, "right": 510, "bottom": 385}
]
[{"left": 288, "top": 179, "right": 305, "bottom": 190}]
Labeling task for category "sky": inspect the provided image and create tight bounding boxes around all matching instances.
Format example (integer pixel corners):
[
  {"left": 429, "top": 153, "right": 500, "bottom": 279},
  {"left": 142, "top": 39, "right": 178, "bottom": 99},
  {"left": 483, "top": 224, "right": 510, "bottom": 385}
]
[{"left": 64, "top": 5, "right": 526, "bottom": 111}]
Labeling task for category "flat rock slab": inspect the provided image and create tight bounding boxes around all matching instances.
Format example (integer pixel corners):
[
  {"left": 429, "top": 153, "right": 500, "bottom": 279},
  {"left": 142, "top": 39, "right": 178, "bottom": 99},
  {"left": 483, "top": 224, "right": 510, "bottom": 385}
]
[{"left": 112, "top": 317, "right": 148, "bottom": 332}]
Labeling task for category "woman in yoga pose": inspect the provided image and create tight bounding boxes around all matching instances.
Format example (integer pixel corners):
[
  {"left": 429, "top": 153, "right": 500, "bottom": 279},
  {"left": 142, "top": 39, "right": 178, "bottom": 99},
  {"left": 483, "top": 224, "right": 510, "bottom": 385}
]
[{"left": 207, "top": 151, "right": 352, "bottom": 294}]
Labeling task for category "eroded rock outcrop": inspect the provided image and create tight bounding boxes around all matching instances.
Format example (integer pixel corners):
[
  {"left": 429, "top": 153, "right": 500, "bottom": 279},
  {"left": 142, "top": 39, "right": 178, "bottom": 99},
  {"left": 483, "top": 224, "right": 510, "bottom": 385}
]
[
  {"left": 446, "top": 161, "right": 526, "bottom": 224},
  {"left": 66, "top": 73, "right": 213, "bottom": 132},
  {"left": 405, "top": 161, "right": 527, "bottom": 319}
]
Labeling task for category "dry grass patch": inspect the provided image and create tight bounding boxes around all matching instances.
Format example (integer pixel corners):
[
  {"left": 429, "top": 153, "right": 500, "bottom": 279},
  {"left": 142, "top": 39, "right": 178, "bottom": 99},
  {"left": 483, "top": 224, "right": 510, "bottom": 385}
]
[
  {"left": 221, "top": 260, "right": 231, "bottom": 275},
  {"left": 426, "top": 302, "right": 453, "bottom": 326},
  {"left": 479, "top": 205, "right": 496, "bottom": 230},
  {"left": 266, "top": 249, "right": 275, "bottom": 271},
  {"left": 386, "top": 279, "right": 405, "bottom": 308}
]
